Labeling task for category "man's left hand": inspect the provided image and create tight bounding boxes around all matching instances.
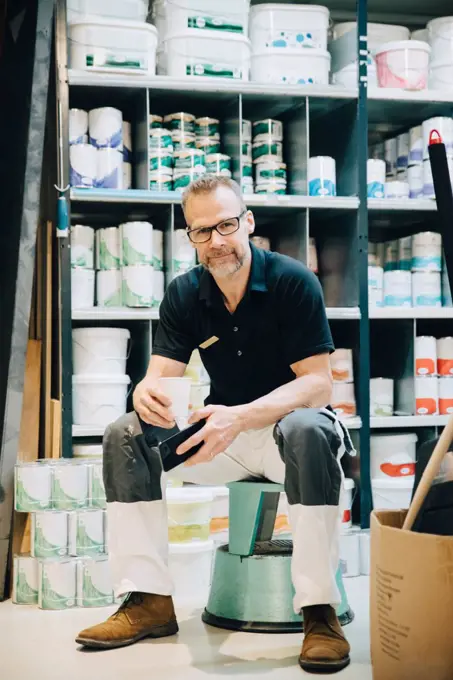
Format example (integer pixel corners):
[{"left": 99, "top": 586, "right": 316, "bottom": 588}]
[{"left": 176, "top": 405, "right": 243, "bottom": 466}]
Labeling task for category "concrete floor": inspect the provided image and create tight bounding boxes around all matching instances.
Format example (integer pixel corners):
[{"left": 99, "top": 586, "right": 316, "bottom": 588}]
[{"left": 0, "top": 577, "right": 371, "bottom": 680}]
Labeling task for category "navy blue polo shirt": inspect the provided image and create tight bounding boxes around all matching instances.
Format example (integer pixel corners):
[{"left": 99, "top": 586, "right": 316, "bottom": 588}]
[{"left": 152, "top": 243, "right": 334, "bottom": 407}]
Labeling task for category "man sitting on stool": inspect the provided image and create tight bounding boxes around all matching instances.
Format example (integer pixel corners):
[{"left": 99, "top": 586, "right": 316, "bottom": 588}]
[{"left": 76, "top": 175, "right": 354, "bottom": 674}]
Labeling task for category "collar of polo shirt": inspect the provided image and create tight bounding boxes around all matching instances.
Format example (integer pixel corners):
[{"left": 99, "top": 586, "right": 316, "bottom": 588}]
[{"left": 198, "top": 242, "right": 268, "bottom": 307}]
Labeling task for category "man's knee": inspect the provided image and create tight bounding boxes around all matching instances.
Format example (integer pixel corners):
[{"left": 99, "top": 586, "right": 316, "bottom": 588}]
[{"left": 275, "top": 408, "right": 335, "bottom": 461}]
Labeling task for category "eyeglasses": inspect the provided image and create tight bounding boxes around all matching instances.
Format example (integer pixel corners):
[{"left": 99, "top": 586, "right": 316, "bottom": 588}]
[{"left": 187, "top": 210, "right": 247, "bottom": 244}]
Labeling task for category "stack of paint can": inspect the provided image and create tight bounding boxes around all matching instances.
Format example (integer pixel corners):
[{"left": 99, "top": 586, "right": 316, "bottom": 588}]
[
  {"left": 70, "top": 224, "right": 95, "bottom": 310},
  {"left": 411, "top": 232, "right": 442, "bottom": 307},
  {"left": 241, "top": 119, "right": 253, "bottom": 194},
  {"left": 13, "top": 459, "right": 117, "bottom": 610},
  {"left": 252, "top": 119, "right": 287, "bottom": 195},
  {"left": 415, "top": 336, "right": 453, "bottom": 416},
  {"left": 330, "top": 348, "right": 357, "bottom": 419}
]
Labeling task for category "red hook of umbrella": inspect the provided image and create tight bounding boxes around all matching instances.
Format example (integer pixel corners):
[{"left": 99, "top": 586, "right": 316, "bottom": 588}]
[{"left": 429, "top": 129, "right": 442, "bottom": 145}]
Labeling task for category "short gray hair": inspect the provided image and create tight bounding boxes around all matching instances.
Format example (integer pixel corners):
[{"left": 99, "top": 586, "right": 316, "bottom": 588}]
[{"left": 181, "top": 174, "right": 246, "bottom": 213}]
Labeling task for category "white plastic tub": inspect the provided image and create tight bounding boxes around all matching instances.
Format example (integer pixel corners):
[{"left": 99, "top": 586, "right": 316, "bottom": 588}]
[
  {"left": 332, "top": 57, "right": 377, "bottom": 88},
  {"left": 169, "top": 540, "right": 214, "bottom": 607},
  {"left": 427, "top": 16, "right": 453, "bottom": 62},
  {"left": 371, "top": 477, "right": 414, "bottom": 511},
  {"left": 153, "top": 0, "right": 250, "bottom": 40},
  {"left": 375, "top": 40, "right": 431, "bottom": 90},
  {"left": 250, "top": 4, "right": 329, "bottom": 51},
  {"left": 167, "top": 487, "right": 214, "bottom": 542},
  {"left": 72, "top": 374, "right": 130, "bottom": 427},
  {"left": 333, "top": 22, "right": 409, "bottom": 52},
  {"left": 430, "top": 61, "right": 453, "bottom": 90},
  {"left": 71, "top": 269, "right": 95, "bottom": 309},
  {"left": 370, "top": 433, "right": 417, "bottom": 480},
  {"left": 67, "top": 0, "right": 148, "bottom": 23},
  {"left": 251, "top": 48, "right": 330, "bottom": 85},
  {"left": 158, "top": 29, "right": 251, "bottom": 81},
  {"left": 69, "top": 18, "right": 158, "bottom": 75},
  {"left": 72, "top": 327, "right": 130, "bottom": 375}
]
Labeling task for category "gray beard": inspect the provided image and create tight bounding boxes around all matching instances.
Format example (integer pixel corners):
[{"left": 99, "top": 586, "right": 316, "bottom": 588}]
[{"left": 203, "top": 253, "right": 244, "bottom": 278}]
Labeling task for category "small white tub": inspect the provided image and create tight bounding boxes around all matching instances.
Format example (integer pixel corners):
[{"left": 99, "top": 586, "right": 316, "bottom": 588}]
[
  {"left": 72, "top": 327, "right": 130, "bottom": 375},
  {"left": 153, "top": 0, "right": 250, "bottom": 39},
  {"left": 375, "top": 40, "right": 431, "bottom": 90},
  {"left": 371, "top": 433, "right": 417, "bottom": 480},
  {"left": 72, "top": 374, "right": 130, "bottom": 427},
  {"left": 251, "top": 47, "right": 330, "bottom": 85},
  {"left": 371, "top": 477, "right": 414, "bottom": 511},
  {"left": 158, "top": 30, "right": 251, "bottom": 81},
  {"left": 169, "top": 540, "right": 214, "bottom": 608},
  {"left": 250, "top": 4, "right": 329, "bottom": 51},
  {"left": 167, "top": 487, "right": 214, "bottom": 543},
  {"left": 69, "top": 17, "right": 158, "bottom": 75}
]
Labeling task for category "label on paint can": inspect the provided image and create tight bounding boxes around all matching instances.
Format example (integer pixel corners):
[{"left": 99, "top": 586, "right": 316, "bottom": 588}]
[
  {"left": 31, "top": 511, "right": 68, "bottom": 558},
  {"left": 96, "top": 228, "right": 121, "bottom": 270},
  {"left": 415, "top": 376, "right": 439, "bottom": 415},
  {"left": 69, "top": 510, "right": 105, "bottom": 557},
  {"left": 412, "top": 272, "right": 442, "bottom": 307},
  {"left": 52, "top": 462, "right": 89, "bottom": 510},
  {"left": 15, "top": 463, "right": 52, "bottom": 512},
  {"left": 89, "top": 462, "right": 106, "bottom": 509},
  {"left": 122, "top": 265, "right": 153, "bottom": 307},
  {"left": 415, "top": 336, "right": 437, "bottom": 376},
  {"left": 38, "top": 559, "right": 77, "bottom": 610},
  {"left": 76, "top": 556, "right": 114, "bottom": 607},
  {"left": 13, "top": 555, "right": 39, "bottom": 605},
  {"left": 120, "top": 221, "right": 153, "bottom": 267},
  {"left": 383, "top": 270, "right": 412, "bottom": 307}
]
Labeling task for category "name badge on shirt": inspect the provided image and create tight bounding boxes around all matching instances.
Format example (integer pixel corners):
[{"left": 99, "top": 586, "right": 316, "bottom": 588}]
[{"left": 199, "top": 336, "right": 219, "bottom": 350}]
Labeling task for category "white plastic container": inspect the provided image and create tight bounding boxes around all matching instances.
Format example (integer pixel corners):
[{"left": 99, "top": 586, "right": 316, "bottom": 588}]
[
  {"left": 72, "top": 374, "right": 130, "bottom": 427},
  {"left": 153, "top": 0, "right": 250, "bottom": 39},
  {"left": 89, "top": 460, "right": 106, "bottom": 508},
  {"left": 71, "top": 225, "right": 94, "bottom": 269},
  {"left": 422, "top": 117, "right": 453, "bottom": 159},
  {"left": 122, "top": 265, "right": 153, "bottom": 307},
  {"left": 73, "top": 443, "right": 103, "bottom": 459},
  {"left": 383, "top": 270, "right": 412, "bottom": 306},
  {"left": 415, "top": 336, "right": 437, "bottom": 376},
  {"left": 439, "top": 377, "right": 453, "bottom": 415},
  {"left": 437, "top": 337, "right": 453, "bottom": 376},
  {"left": 415, "top": 375, "right": 439, "bottom": 415},
  {"left": 170, "top": 130, "right": 196, "bottom": 150},
  {"left": 89, "top": 107, "right": 123, "bottom": 150},
  {"left": 15, "top": 462, "right": 52, "bottom": 512},
  {"left": 71, "top": 268, "right": 95, "bottom": 309},
  {"left": 371, "top": 478, "right": 414, "bottom": 511},
  {"left": 168, "top": 540, "right": 214, "bottom": 608},
  {"left": 52, "top": 462, "right": 89, "bottom": 510},
  {"left": 332, "top": 58, "right": 377, "bottom": 88},
  {"left": 252, "top": 119, "right": 283, "bottom": 141},
  {"left": 408, "top": 163, "right": 423, "bottom": 199},
  {"left": 427, "top": 16, "right": 453, "bottom": 63},
  {"left": 333, "top": 22, "right": 409, "bottom": 51},
  {"left": 69, "top": 509, "right": 105, "bottom": 557},
  {"left": 205, "top": 153, "right": 231, "bottom": 176},
  {"left": 367, "top": 159, "right": 385, "bottom": 198},
  {"left": 251, "top": 47, "right": 330, "bottom": 85},
  {"left": 31, "top": 511, "right": 68, "bottom": 558},
  {"left": 370, "top": 378, "right": 394, "bottom": 417},
  {"left": 340, "top": 478, "right": 355, "bottom": 531},
  {"left": 96, "top": 270, "right": 122, "bottom": 307},
  {"left": 149, "top": 129, "right": 173, "bottom": 151},
  {"left": 208, "top": 486, "right": 229, "bottom": 538},
  {"left": 69, "top": 18, "right": 158, "bottom": 75},
  {"left": 396, "top": 133, "right": 409, "bottom": 171},
  {"left": 158, "top": 30, "right": 251, "bottom": 81},
  {"left": 430, "top": 61, "right": 453, "bottom": 90},
  {"left": 174, "top": 148, "right": 205, "bottom": 169},
  {"left": 250, "top": 4, "right": 329, "bottom": 51},
  {"left": 77, "top": 556, "right": 113, "bottom": 607},
  {"left": 149, "top": 149, "right": 173, "bottom": 173},
  {"left": 375, "top": 41, "right": 431, "bottom": 90},
  {"left": 120, "top": 221, "right": 153, "bottom": 266},
  {"left": 67, "top": 0, "right": 148, "bottom": 22},
  {"left": 330, "top": 348, "right": 354, "bottom": 383},
  {"left": 153, "top": 230, "right": 164, "bottom": 271},
  {"left": 308, "top": 156, "right": 336, "bottom": 196},
  {"left": 384, "top": 180, "right": 409, "bottom": 199},
  {"left": 173, "top": 166, "right": 206, "bottom": 191},
  {"left": 409, "top": 125, "right": 423, "bottom": 165},
  {"left": 69, "top": 108, "right": 88, "bottom": 145},
  {"left": 97, "top": 148, "right": 123, "bottom": 189},
  {"left": 195, "top": 117, "right": 220, "bottom": 138},
  {"left": 368, "top": 265, "right": 384, "bottom": 308},
  {"left": 412, "top": 231, "right": 442, "bottom": 271},
  {"left": 331, "top": 382, "right": 356, "bottom": 418},
  {"left": 412, "top": 271, "right": 442, "bottom": 307},
  {"left": 70, "top": 144, "right": 97, "bottom": 188},
  {"left": 255, "top": 161, "right": 287, "bottom": 183},
  {"left": 411, "top": 28, "right": 429, "bottom": 43},
  {"left": 370, "top": 433, "right": 417, "bottom": 480},
  {"left": 167, "top": 487, "right": 213, "bottom": 542},
  {"left": 252, "top": 140, "right": 283, "bottom": 163},
  {"left": 38, "top": 559, "right": 77, "bottom": 610},
  {"left": 72, "top": 327, "right": 130, "bottom": 375},
  {"left": 13, "top": 555, "right": 39, "bottom": 605},
  {"left": 96, "top": 227, "right": 121, "bottom": 270},
  {"left": 339, "top": 527, "right": 360, "bottom": 577},
  {"left": 149, "top": 174, "right": 174, "bottom": 192}
]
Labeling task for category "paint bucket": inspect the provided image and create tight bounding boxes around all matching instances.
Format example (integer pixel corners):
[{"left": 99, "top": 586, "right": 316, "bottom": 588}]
[
  {"left": 174, "top": 148, "right": 205, "bottom": 169},
  {"left": 195, "top": 117, "right": 220, "bottom": 138},
  {"left": 38, "top": 558, "right": 77, "bottom": 610},
  {"left": 370, "top": 433, "right": 417, "bottom": 479},
  {"left": 149, "top": 149, "right": 173, "bottom": 172},
  {"left": 71, "top": 268, "right": 95, "bottom": 309},
  {"left": 15, "top": 462, "right": 52, "bottom": 512},
  {"left": 170, "top": 130, "right": 196, "bottom": 150},
  {"left": 168, "top": 540, "right": 214, "bottom": 608},
  {"left": 409, "top": 125, "right": 423, "bottom": 164},
  {"left": 415, "top": 375, "right": 439, "bottom": 415},
  {"left": 252, "top": 119, "right": 283, "bottom": 141},
  {"left": 13, "top": 555, "right": 39, "bottom": 605},
  {"left": 96, "top": 227, "right": 121, "bottom": 270},
  {"left": 331, "top": 382, "right": 356, "bottom": 418},
  {"left": 384, "top": 240, "right": 399, "bottom": 271},
  {"left": 437, "top": 337, "right": 453, "bottom": 376},
  {"left": 31, "top": 511, "right": 69, "bottom": 558},
  {"left": 96, "top": 269, "right": 122, "bottom": 306},
  {"left": 415, "top": 335, "right": 437, "bottom": 376},
  {"left": 72, "top": 327, "right": 130, "bottom": 375},
  {"left": 163, "top": 112, "right": 196, "bottom": 133},
  {"left": 96, "top": 148, "right": 123, "bottom": 189},
  {"left": 384, "top": 138, "right": 397, "bottom": 178},
  {"left": 195, "top": 137, "right": 221, "bottom": 155},
  {"left": 69, "top": 108, "right": 88, "bottom": 145},
  {"left": 412, "top": 271, "right": 442, "bottom": 307},
  {"left": 122, "top": 265, "right": 153, "bottom": 307},
  {"left": 383, "top": 270, "right": 412, "bottom": 306},
  {"left": 367, "top": 159, "right": 385, "bottom": 198},
  {"left": 255, "top": 161, "right": 287, "bottom": 183},
  {"left": 370, "top": 378, "right": 394, "bottom": 417},
  {"left": 89, "top": 461, "right": 106, "bottom": 508},
  {"left": 308, "top": 156, "right": 336, "bottom": 196},
  {"left": 252, "top": 139, "right": 283, "bottom": 164},
  {"left": 398, "top": 236, "right": 412, "bottom": 270},
  {"left": 52, "top": 461, "right": 89, "bottom": 510},
  {"left": 153, "top": 270, "right": 165, "bottom": 307},
  {"left": 149, "top": 128, "right": 173, "bottom": 151},
  {"left": 153, "top": 230, "right": 164, "bottom": 270},
  {"left": 368, "top": 265, "right": 383, "bottom": 308},
  {"left": 384, "top": 180, "right": 409, "bottom": 199},
  {"left": 371, "top": 477, "right": 414, "bottom": 510},
  {"left": 341, "top": 478, "right": 355, "bottom": 531},
  {"left": 396, "top": 133, "right": 409, "bottom": 170},
  {"left": 330, "top": 349, "right": 354, "bottom": 383},
  {"left": 72, "top": 374, "right": 131, "bottom": 427},
  {"left": 77, "top": 556, "right": 113, "bottom": 607},
  {"left": 167, "top": 487, "right": 214, "bottom": 542},
  {"left": 120, "top": 221, "right": 153, "bottom": 266},
  {"left": 89, "top": 107, "right": 123, "bottom": 149},
  {"left": 69, "top": 509, "right": 105, "bottom": 556},
  {"left": 412, "top": 231, "right": 442, "bottom": 271},
  {"left": 172, "top": 229, "right": 196, "bottom": 274},
  {"left": 71, "top": 225, "right": 95, "bottom": 269},
  {"left": 408, "top": 163, "right": 423, "bottom": 199},
  {"left": 205, "top": 153, "right": 231, "bottom": 176},
  {"left": 70, "top": 144, "right": 97, "bottom": 188}
]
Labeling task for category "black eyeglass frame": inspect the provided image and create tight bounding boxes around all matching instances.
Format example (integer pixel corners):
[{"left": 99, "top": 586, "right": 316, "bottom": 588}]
[{"left": 186, "top": 209, "right": 248, "bottom": 244}]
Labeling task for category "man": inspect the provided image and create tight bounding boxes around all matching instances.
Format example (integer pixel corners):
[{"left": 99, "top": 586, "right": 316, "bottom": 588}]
[{"left": 76, "top": 175, "right": 354, "bottom": 674}]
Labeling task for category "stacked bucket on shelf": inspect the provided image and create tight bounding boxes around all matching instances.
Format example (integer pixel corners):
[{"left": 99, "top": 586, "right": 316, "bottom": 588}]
[
  {"left": 370, "top": 433, "right": 417, "bottom": 513},
  {"left": 252, "top": 119, "right": 287, "bottom": 195},
  {"left": 330, "top": 348, "right": 357, "bottom": 421},
  {"left": 415, "top": 336, "right": 453, "bottom": 417}
]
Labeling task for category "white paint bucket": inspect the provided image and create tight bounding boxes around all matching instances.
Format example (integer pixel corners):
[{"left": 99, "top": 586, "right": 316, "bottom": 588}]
[
  {"left": 333, "top": 22, "right": 409, "bottom": 50},
  {"left": 168, "top": 540, "right": 214, "bottom": 608},
  {"left": 149, "top": 173, "right": 174, "bottom": 192},
  {"left": 52, "top": 461, "right": 89, "bottom": 510},
  {"left": 96, "top": 269, "right": 122, "bottom": 307},
  {"left": 332, "top": 58, "right": 377, "bottom": 88},
  {"left": 383, "top": 270, "right": 412, "bottom": 306},
  {"left": 331, "top": 382, "right": 356, "bottom": 418},
  {"left": 69, "top": 108, "right": 88, "bottom": 145},
  {"left": 415, "top": 375, "right": 439, "bottom": 415},
  {"left": 439, "top": 377, "right": 453, "bottom": 415},
  {"left": 206, "top": 486, "right": 229, "bottom": 538},
  {"left": 15, "top": 462, "right": 52, "bottom": 512},
  {"left": 375, "top": 40, "right": 431, "bottom": 90},
  {"left": 430, "top": 60, "right": 453, "bottom": 90},
  {"left": 149, "top": 128, "right": 173, "bottom": 150},
  {"left": 69, "top": 18, "right": 158, "bottom": 75},
  {"left": 251, "top": 47, "right": 330, "bottom": 85},
  {"left": 368, "top": 265, "right": 384, "bottom": 308},
  {"left": 308, "top": 156, "right": 336, "bottom": 197},
  {"left": 72, "top": 327, "right": 130, "bottom": 375},
  {"left": 330, "top": 349, "right": 354, "bottom": 383},
  {"left": 437, "top": 337, "right": 453, "bottom": 376},
  {"left": 255, "top": 161, "right": 287, "bottom": 183},
  {"left": 205, "top": 153, "right": 231, "bottom": 176},
  {"left": 97, "top": 148, "right": 123, "bottom": 189},
  {"left": 122, "top": 265, "right": 153, "bottom": 307},
  {"left": 339, "top": 527, "right": 360, "bottom": 578},
  {"left": 367, "top": 159, "right": 385, "bottom": 198},
  {"left": 384, "top": 138, "right": 397, "bottom": 178},
  {"left": 89, "top": 107, "right": 123, "bottom": 150},
  {"left": 384, "top": 180, "right": 409, "bottom": 198},
  {"left": 88, "top": 460, "right": 106, "bottom": 508},
  {"left": 250, "top": 3, "right": 329, "bottom": 51},
  {"left": 96, "top": 227, "right": 121, "bottom": 270},
  {"left": 67, "top": 0, "right": 149, "bottom": 25},
  {"left": 170, "top": 130, "right": 196, "bottom": 150},
  {"left": 172, "top": 228, "right": 196, "bottom": 274},
  {"left": 31, "top": 511, "right": 69, "bottom": 558},
  {"left": 195, "top": 137, "right": 221, "bottom": 155},
  {"left": 412, "top": 231, "right": 442, "bottom": 271},
  {"left": 409, "top": 125, "right": 423, "bottom": 165},
  {"left": 383, "top": 242, "right": 397, "bottom": 269},
  {"left": 427, "top": 16, "right": 453, "bottom": 64},
  {"left": 398, "top": 236, "right": 412, "bottom": 270},
  {"left": 69, "top": 509, "right": 105, "bottom": 557},
  {"left": 149, "top": 149, "right": 173, "bottom": 172},
  {"left": 415, "top": 336, "right": 437, "bottom": 376},
  {"left": 71, "top": 225, "right": 94, "bottom": 269},
  {"left": 153, "top": 270, "right": 165, "bottom": 307},
  {"left": 77, "top": 556, "right": 113, "bottom": 607},
  {"left": 157, "top": 30, "right": 251, "bottom": 81},
  {"left": 120, "top": 221, "right": 153, "bottom": 266},
  {"left": 164, "top": 112, "right": 196, "bottom": 132},
  {"left": 153, "top": 0, "right": 250, "bottom": 39},
  {"left": 174, "top": 148, "right": 205, "bottom": 169},
  {"left": 173, "top": 166, "right": 206, "bottom": 192},
  {"left": 422, "top": 116, "right": 453, "bottom": 159},
  {"left": 408, "top": 163, "right": 423, "bottom": 199},
  {"left": 396, "top": 133, "right": 409, "bottom": 171},
  {"left": 195, "top": 117, "right": 220, "bottom": 138},
  {"left": 370, "top": 433, "right": 417, "bottom": 479},
  {"left": 341, "top": 478, "right": 355, "bottom": 531},
  {"left": 122, "top": 120, "right": 132, "bottom": 159},
  {"left": 153, "top": 230, "right": 164, "bottom": 271},
  {"left": 72, "top": 374, "right": 131, "bottom": 426},
  {"left": 71, "top": 268, "right": 95, "bottom": 309},
  {"left": 38, "top": 558, "right": 77, "bottom": 610},
  {"left": 371, "top": 477, "right": 414, "bottom": 510},
  {"left": 69, "top": 144, "right": 97, "bottom": 188},
  {"left": 412, "top": 271, "right": 442, "bottom": 307},
  {"left": 370, "top": 378, "right": 394, "bottom": 417},
  {"left": 13, "top": 555, "right": 39, "bottom": 605},
  {"left": 253, "top": 119, "right": 283, "bottom": 141},
  {"left": 252, "top": 139, "right": 283, "bottom": 163},
  {"left": 167, "top": 487, "right": 214, "bottom": 542}
]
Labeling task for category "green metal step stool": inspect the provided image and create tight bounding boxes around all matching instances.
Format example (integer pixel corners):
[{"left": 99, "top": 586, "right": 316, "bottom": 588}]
[{"left": 202, "top": 480, "right": 354, "bottom": 633}]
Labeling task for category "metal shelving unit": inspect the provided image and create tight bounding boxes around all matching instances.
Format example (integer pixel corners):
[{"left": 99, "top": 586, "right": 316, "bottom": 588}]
[{"left": 371, "top": 415, "right": 450, "bottom": 429}]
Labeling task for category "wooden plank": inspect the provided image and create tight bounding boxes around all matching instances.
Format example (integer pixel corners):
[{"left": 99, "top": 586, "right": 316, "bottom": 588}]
[
  {"left": 18, "top": 339, "right": 42, "bottom": 462},
  {"left": 51, "top": 399, "right": 62, "bottom": 459},
  {"left": 43, "top": 221, "right": 53, "bottom": 457}
]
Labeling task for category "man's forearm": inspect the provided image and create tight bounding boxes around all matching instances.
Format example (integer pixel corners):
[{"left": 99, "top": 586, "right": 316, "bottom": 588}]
[{"left": 234, "top": 373, "right": 333, "bottom": 431}]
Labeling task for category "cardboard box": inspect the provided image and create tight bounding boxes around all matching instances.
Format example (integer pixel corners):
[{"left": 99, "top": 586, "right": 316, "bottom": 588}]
[{"left": 371, "top": 509, "right": 453, "bottom": 680}]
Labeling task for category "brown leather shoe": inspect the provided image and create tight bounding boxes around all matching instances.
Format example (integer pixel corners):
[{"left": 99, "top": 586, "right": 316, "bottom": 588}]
[
  {"left": 76, "top": 592, "right": 179, "bottom": 650},
  {"left": 299, "top": 605, "right": 350, "bottom": 673}
]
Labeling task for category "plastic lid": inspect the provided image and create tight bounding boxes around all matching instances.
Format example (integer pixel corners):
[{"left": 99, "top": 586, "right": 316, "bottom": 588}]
[
  {"left": 371, "top": 477, "right": 415, "bottom": 489},
  {"left": 206, "top": 486, "right": 229, "bottom": 497},
  {"left": 162, "top": 29, "right": 252, "bottom": 45},
  {"left": 72, "top": 327, "right": 130, "bottom": 339},
  {"left": 343, "top": 478, "right": 355, "bottom": 490},
  {"left": 251, "top": 4, "right": 329, "bottom": 15},
  {"left": 169, "top": 539, "right": 214, "bottom": 554},
  {"left": 375, "top": 40, "right": 431, "bottom": 55},
  {"left": 252, "top": 48, "right": 330, "bottom": 58},
  {"left": 167, "top": 488, "right": 214, "bottom": 503},
  {"left": 69, "top": 15, "right": 158, "bottom": 33},
  {"left": 72, "top": 374, "right": 131, "bottom": 384},
  {"left": 371, "top": 433, "right": 418, "bottom": 443}
]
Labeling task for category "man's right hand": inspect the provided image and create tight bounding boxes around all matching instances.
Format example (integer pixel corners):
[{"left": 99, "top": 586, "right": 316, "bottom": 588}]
[{"left": 133, "top": 376, "right": 176, "bottom": 428}]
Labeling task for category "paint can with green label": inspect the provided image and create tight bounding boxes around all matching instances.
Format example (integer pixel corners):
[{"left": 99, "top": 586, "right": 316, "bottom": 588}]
[
  {"left": 13, "top": 555, "right": 39, "bottom": 605},
  {"left": 252, "top": 119, "right": 283, "bottom": 141},
  {"left": 122, "top": 265, "right": 153, "bottom": 307},
  {"left": 77, "top": 556, "right": 113, "bottom": 607},
  {"left": 120, "top": 221, "right": 153, "bottom": 266},
  {"left": 205, "top": 153, "right": 231, "bottom": 176},
  {"left": 96, "top": 227, "right": 121, "bottom": 270},
  {"left": 52, "top": 461, "right": 89, "bottom": 510},
  {"left": 252, "top": 140, "right": 283, "bottom": 163},
  {"left": 195, "top": 117, "right": 220, "bottom": 138},
  {"left": 15, "top": 462, "right": 52, "bottom": 512},
  {"left": 38, "top": 558, "right": 77, "bottom": 610},
  {"left": 69, "top": 509, "right": 105, "bottom": 557},
  {"left": 31, "top": 511, "right": 68, "bottom": 558},
  {"left": 89, "top": 461, "right": 106, "bottom": 509},
  {"left": 163, "top": 112, "right": 196, "bottom": 133}
]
